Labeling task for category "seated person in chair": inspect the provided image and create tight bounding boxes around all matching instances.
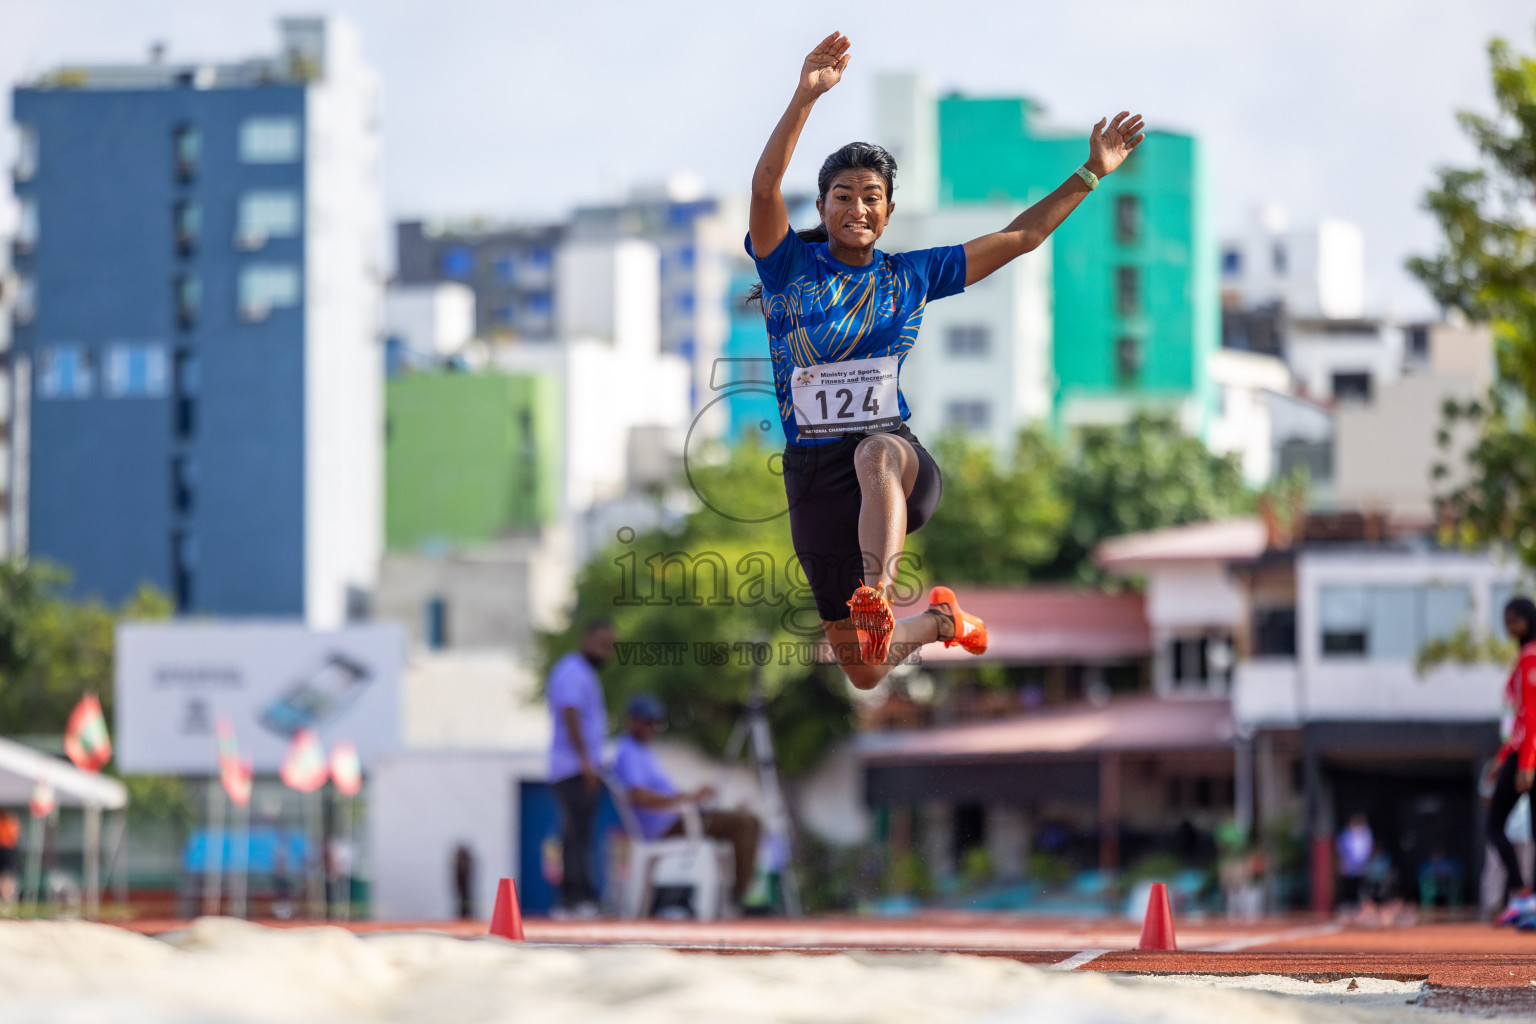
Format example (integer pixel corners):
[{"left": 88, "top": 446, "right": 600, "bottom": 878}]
[{"left": 611, "top": 694, "right": 762, "bottom": 907}]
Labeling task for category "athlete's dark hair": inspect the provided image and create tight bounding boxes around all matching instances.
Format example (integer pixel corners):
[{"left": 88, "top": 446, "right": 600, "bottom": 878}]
[
  {"left": 745, "top": 142, "right": 898, "bottom": 309},
  {"left": 1505, "top": 596, "right": 1536, "bottom": 643}
]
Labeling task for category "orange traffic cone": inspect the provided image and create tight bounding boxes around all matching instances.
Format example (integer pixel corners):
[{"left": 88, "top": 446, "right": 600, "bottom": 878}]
[
  {"left": 489, "top": 878, "right": 524, "bottom": 941},
  {"left": 1137, "top": 882, "right": 1177, "bottom": 951}
]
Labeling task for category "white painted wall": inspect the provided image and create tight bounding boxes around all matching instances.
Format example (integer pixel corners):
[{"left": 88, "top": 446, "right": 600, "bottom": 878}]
[
  {"left": 493, "top": 338, "right": 690, "bottom": 516},
  {"left": 369, "top": 751, "right": 541, "bottom": 921},
  {"left": 875, "top": 73, "right": 938, "bottom": 214},
  {"left": 301, "top": 15, "right": 383, "bottom": 628},
  {"left": 1207, "top": 348, "right": 1292, "bottom": 485},
  {"left": 556, "top": 238, "right": 661, "bottom": 360},
  {"left": 1333, "top": 372, "right": 1483, "bottom": 519},
  {"left": 1234, "top": 548, "right": 1519, "bottom": 728},
  {"left": 1286, "top": 321, "right": 1404, "bottom": 401},
  {"left": 384, "top": 282, "right": 475, "bottom": 355},
  {"left": 882, "top": 205, "right": 1053, "bottom": 454},
  {"left": 1146, "top": 564, "right": 1247, "bottom": 630}
]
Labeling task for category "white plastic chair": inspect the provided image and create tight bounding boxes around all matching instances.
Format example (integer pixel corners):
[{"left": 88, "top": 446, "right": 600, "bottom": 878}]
[{"left": 605, "top": 777, "right": 734, "bottom": 921}]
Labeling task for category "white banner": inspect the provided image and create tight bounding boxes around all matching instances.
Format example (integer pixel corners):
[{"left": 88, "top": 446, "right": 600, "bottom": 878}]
[{"left": 116, "top": 622, "right": 405, "bottom": 774}]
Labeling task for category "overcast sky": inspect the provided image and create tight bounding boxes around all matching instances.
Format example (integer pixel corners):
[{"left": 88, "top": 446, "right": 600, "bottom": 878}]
[{"left": 4, "top": 0, "right": 1533, "bottom": 317}]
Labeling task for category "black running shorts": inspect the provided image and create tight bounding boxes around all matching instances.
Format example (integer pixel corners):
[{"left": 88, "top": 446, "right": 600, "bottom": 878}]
[{"left": 781, "top": 423, "right": 942, "bottom": 622}]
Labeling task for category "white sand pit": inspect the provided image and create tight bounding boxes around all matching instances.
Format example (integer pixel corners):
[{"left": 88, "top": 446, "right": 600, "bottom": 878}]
[{"left": 0, "top": 919, "right": 1427, "bottom": 1024}]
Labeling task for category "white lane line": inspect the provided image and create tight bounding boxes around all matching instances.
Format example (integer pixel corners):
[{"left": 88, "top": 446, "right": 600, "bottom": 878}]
[
  {"left": 1049, "top": 949, "right": 1111, "bottom": 971},
  {"left": 1198, "top": 923, "right": 1343, "bottom": 953}
]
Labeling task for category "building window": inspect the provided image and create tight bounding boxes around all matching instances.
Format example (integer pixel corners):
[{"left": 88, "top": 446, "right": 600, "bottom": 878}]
[
  {"left": 173, "top": 124, "right": 200, "bottom": 180},
  {"left": 1332, "top": 372, "right": 1372, "bottom": 403},
  {"left": 946, "top": 325, "right": 991, "bottom": 357},
  {"left": 527, "top": 291, "right": 553, "bottom": 316},
  {"left": 1319, "top": 584, "right": 1472, "bottom": 659},
  {"left": 1252, "top": 607, "right": 1297, "bottom": 656},
  {"left": 104, "top": 343, "right": 169, "bottom": 398},
  {"left": 424, "top": 596, "right": 448, "bottom": 650},
  {"left": 174, "top": 200, "right": 201, "bottom": 255},
  {"left": 493, "top": 252, "right": 517, "bottom": 285},
  {"left": 674, "top": 291, "right": 696, "bottom": 315},
  {"left": 1115, "top": 195, "right": 1141, "bottom": 245},
  {"left": 15, "top": 197, "right": 37, "bottom": 253},
  {"left": 440, "top": 246, "right": 474, "bottom": 280},
  {"left": 1170, "top": 634, "right": 1234, "bottom": 689},
  {"left": 1272, "top": 242, "right": 1288, "bottom": 276},
  {"left": 944, "top": 400, "right": 991, "bottom": 431},
  {"left": 493, "top": 303, "right": 517, "bottom": 327},
  {"left": 1116, "top": 266, "right": 1140, "bottom": 315},
  {"left": 172, "top": 455, "right": 195, "bottom": 514},
  {"left": 1221, "top": 248, "right": 1242, "bottom": 276},
  {"left": 172, "top": 531, "right": 196, "bottom": 612},
  {"left": 528, "top": 247, "right": 553, "bottom": 269},
  {"left": 237, "top": 191, "right": 300, "bottom": 247},
  {"left": 14, "top": 124, "right": 38, "bottom": 181},
  {"left": 175, "top": 274, "right": 201, "bottom": 328},
  {"left": 14, "top": 275, "right": 36, "bottom": 325},
  {"left": 239, "top": 116, "right": 301, "bottom": 163},
  {"left": 1115, "top": 335, "right": 1141, "bottom": 385},
  {"left": 174, "top": 349, "right": 199, "bottom": 438},
  {"left": 238, "top": 264, "right": 300, "bottom": 321},
  {"left": 38, "top": 345, "right": 94, "bottom": 399}
]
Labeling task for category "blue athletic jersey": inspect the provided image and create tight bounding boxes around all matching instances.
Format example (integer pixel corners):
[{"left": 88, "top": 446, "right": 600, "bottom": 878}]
[{"left": 746, "top": 230, "right": 967, "bottom": 446}]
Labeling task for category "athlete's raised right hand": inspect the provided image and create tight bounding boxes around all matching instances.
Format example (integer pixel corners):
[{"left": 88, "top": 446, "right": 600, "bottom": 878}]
[{"left": 799, "top": 32, "right": 850, "bottom": 95}]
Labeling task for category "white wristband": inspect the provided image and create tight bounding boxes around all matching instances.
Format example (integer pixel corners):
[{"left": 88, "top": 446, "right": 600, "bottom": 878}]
[{"left": 1074, "top": 165, "right": 1099, "bottom": 191}]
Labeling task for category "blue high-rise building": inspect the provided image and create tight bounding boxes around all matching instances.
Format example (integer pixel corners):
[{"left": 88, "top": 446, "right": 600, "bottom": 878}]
[{"left": 8, "top": 18, "right": 383, "bottom": 625}]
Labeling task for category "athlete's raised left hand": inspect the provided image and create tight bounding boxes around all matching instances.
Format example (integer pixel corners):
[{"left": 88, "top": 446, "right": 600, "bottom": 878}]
[{"left": 1086, "top": 112, "right": 1145, "bottom": 177}]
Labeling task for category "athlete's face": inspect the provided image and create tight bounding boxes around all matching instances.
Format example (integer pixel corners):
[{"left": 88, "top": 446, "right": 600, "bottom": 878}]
[{"left": 818, "top": 170, "right": 892, "bottom": 251}]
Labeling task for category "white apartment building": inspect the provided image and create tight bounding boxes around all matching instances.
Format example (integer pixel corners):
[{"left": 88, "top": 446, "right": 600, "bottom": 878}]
[
  {"left": 1098, "top": 516, "right": 1518, "bottom": 910},
  {"left": 1221, "top": 203, "right": 1364, "bottom": 321},
  {"left": 494, "top": 235, "right": 690, "bottom": 541}
]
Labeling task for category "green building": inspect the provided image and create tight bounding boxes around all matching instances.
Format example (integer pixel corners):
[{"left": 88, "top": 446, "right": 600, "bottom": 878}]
[
  {"left": 935, "top": 94, "right": 1218, "bottom": 430},
  {"left": 385, "top": 372, "right": 560, "bottom": 550}
]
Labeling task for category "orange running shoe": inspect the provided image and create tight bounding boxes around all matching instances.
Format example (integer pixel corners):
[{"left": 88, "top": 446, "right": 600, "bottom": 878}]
[
  {"left": 847, "top": 582, "right": 895, "bottom": 665},
  {"left": 929, "top": 586, "right": 987, "bottom": 655}
]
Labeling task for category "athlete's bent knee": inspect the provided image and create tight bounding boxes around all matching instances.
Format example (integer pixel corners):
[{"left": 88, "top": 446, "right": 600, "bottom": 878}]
[{"left": 853, "top": 434, "right": 903, "bottom": 480}]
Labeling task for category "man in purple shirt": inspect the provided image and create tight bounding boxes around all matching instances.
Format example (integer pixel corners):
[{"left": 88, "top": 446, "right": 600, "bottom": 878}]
[
  {"left": 546, "top": 620, "right": 615, "bottom": 917},
  {"left": 611, "top": 694, "right": 761, "bottom": 909}
]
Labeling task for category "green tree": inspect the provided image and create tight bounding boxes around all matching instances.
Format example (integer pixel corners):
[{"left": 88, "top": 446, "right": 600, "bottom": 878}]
[
  {"left": 1045, "top": 411, "right": 1253, "bottom": 582},
  {"left": 541, "top": 439, "right": 851, "bottom": 777},
  {"left": 0, "top": 560, "right": 171, "bottom": 735},
  {"left": 916, "top": 427, "right": 1070, "bottom": 585},
  {"left": 1407, "top": 31, "right": 1536, "bottom": 570}
]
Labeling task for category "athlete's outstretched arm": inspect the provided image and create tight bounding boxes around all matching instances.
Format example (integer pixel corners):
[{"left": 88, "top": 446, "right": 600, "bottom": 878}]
[
  {"left": 962, "top": 112, "right": 1145, "bottom": 287},
  {"left": 749, "top": 32, "right": 850, "bottom": 259}
]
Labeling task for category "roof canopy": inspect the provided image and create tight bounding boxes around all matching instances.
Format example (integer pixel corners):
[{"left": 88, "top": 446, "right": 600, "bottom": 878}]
[
  {"left": 859, "top": 697, "right": 1234, "bottom": 766},
  {"left": 905, "top": 586, "right": 1151, "bottom": 664},
  {"left": 1094, "top": 517, "right": 1267, "bottom": 572},
  {"left": 0, "top": 737, "right": 128, "bottom": 810}
]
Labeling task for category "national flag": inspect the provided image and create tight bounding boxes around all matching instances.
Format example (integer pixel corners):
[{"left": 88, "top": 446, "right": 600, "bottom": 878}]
[
  {"left": 223, "top": 755, "right": 254, "bottom": 809},
  {"left": 29, "top": 779, "right": 55, "bottom": 819},
  {"left": 214, "top": 716, "right": 253, "bottom": 806},
  {"left": 64, "top": 693, "right": 112, "bottom": 772},
  {"left": 280, "top": 728, "right": 328, "bottom": 793},
  {"left": 329, "top": 741, "right": 362, "bottom": 797}
]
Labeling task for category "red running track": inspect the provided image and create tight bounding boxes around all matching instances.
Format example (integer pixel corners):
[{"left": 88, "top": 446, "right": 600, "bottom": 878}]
[{"left": 117, "top": 913, "right": 1536, "bottom": 990}]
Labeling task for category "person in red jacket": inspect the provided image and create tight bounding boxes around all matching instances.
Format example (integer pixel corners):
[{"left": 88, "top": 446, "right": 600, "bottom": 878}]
[{"left": 1492, "top": 596, "right": 1536, "bottom": 925}]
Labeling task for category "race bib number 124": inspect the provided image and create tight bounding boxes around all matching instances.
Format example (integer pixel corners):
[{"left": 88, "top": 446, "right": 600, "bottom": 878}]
[{"left": 790, "top": 354, "right": 903, "bottom": 440}]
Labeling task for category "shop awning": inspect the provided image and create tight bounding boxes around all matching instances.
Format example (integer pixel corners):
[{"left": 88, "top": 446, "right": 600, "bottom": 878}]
[
  {"left": 859, "top": 697, "right": 1235, "bottom": 766},
  {"left": 0, "top": 736, "right": 128, "bottom": 809},
  {"left": 905, "top": 586, "right": 1151, "bottom": 664}
]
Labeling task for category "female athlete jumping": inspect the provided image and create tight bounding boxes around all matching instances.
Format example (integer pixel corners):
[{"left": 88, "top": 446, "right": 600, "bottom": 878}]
[{"left": 750, "top": 31, "right": 1143, "bottom": 689}]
